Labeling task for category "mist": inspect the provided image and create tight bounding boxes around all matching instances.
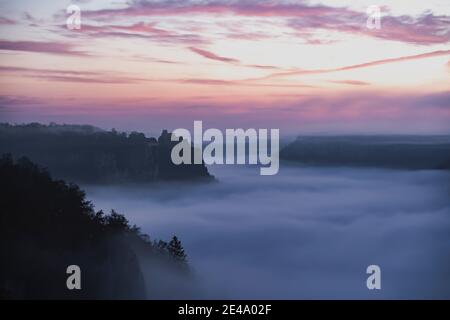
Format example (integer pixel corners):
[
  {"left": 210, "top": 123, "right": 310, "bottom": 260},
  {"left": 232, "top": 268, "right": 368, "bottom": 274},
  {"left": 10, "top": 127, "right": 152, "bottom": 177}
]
[{"left": 83, "top": 163, "right": 450, "bottom": 299}]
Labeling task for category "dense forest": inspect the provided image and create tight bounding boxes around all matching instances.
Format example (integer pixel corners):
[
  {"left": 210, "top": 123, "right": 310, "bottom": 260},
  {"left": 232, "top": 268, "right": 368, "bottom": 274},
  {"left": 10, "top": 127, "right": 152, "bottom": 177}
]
[
  {"left": 0, "top": 123, "right": 212, "bottom": 183},
  {"left": 0, "top": 154, "right": 190, "bottom": 299},
  {"left": 280, "top": 136, "right": 450, "bottom": 169}
]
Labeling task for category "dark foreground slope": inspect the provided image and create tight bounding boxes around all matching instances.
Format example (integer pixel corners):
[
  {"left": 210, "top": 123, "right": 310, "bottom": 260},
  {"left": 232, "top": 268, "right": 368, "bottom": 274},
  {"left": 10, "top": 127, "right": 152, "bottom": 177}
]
[
  {"left": 0, "top": 123, "right": 211, "bottom": 183},
  {"left": 280, "top": 136, "right": 450, "bottom": 169},
  {"left": 0, "top": 155, "right": 189, "bottom": 299}
]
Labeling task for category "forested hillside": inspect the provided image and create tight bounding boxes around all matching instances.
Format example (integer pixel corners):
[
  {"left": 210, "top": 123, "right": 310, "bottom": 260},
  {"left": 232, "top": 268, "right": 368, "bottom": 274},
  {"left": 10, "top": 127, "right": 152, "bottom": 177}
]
[
  {"left": 0, "top": 123, "right": 211, "bottom": 183},
  {"left": 0, "top": 155, "right": 189, "bottom": 299}
]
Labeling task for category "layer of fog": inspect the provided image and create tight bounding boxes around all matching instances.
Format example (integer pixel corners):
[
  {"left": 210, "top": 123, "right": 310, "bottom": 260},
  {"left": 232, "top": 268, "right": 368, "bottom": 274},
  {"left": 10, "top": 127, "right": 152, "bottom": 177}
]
[{"left": 84, "top": 164, "right": 450, "bottom": 299}]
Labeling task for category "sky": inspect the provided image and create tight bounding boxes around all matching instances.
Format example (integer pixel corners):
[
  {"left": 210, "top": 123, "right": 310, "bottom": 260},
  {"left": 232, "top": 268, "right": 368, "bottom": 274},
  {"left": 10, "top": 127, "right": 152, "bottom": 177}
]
[{"left": 0, "top": 0, "right": 449, "bottom": 135}]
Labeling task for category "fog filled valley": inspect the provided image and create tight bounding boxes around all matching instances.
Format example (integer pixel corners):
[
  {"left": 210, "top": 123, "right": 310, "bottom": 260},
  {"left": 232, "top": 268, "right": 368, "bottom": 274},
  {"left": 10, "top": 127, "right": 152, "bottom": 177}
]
[
  {"left": 1, "top": 124, "right": 450, "bottom": 299},
  {"left": 85, "top": 164, "right": 450, "bottom": 299}
]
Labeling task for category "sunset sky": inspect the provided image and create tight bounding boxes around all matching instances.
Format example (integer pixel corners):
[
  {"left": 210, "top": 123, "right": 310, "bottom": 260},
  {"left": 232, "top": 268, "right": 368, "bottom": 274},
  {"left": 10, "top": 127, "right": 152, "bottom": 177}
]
[{"left": 0, "top": 0, "right": 449, "bottom": 135}]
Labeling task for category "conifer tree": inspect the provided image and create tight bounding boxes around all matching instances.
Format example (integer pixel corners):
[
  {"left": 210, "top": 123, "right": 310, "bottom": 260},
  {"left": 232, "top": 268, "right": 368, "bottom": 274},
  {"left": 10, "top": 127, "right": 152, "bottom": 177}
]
[{"left": 168, "top": 236, "right": 187, "bottom": 263}]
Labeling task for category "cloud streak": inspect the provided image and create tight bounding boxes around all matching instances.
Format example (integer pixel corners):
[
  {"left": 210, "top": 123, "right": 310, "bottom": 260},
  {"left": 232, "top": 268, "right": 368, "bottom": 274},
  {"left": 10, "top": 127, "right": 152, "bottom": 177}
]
[
  {"left": 189, "top": 47, "right": 240, "bottom": 64},
  {"left": 0, "top": 40, "right": 88, "bottom": 56},
  {"left": 261, "top": 49, "right": 450, "bottom": 80},
  {"left": 188, "top": 46, "right": 281, "bottom": 70},
  {"left": 82, "top": 0, "right": 450, "bottom": 45},
  {"left": 328, "top": 80, "right": 370, "bottom": 86},
  {"left": 0, "top": 16, "right": 15, "bottom": 25},
  {"left": 0, "top": 65, "right": 147, "bottom": 84},
  {"left": 58, "top": 22, "right": 208, "bottom": 46}
]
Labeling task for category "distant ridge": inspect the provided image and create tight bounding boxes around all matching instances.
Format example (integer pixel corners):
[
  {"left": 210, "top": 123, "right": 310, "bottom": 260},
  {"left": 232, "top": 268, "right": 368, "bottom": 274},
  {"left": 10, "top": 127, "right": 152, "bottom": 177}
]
[{"left": 280, "top": 135, "right": 450, "bottom": 169}]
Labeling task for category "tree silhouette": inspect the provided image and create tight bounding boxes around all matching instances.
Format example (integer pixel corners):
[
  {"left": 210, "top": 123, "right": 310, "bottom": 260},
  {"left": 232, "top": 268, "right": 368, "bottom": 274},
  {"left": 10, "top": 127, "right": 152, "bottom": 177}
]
[
  {"left": 0, "top": 154, "right": 190, "bottom": 299},
  {"left": 168, "top": 236, "right": 187, "bottom": 264},
  {"left": 105, "top": 209, "right": 130, "bottom": 232}
]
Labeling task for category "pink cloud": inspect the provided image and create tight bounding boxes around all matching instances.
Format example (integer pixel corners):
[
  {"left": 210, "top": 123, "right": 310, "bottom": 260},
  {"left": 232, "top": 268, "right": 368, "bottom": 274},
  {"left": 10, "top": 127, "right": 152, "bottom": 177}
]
[
  {"left": 83, "top": 1, "right": 348, "bottom": 19},
  {"left": 112, "top": 22, "right": 172, "bottom": 36},
  {"left": 29, "top": 75, "right": 145, "bottom": 84},
  {"left": 289, "top": 12, "right": 450, "bottom": 45},
  {"left": 328, "top": 80, "right": 370, "bottom": 86},
  {"left": 62, "top": 22, "right": 208, "bottom": 45},
  {"left": 0, "top": 65, "right": 146, "bottom": 84},
  {"left": 2, "top": 91, "right": 449, "bottom": 134},
  {"left": 179, "top": 78, "right": 236, "bottom": 85},
  {"left": 0, "top": 40, "right": 88, "bottom": 56},
  {"left": 263, "top": 49, "right": 450, "bottom": 79},
  {"left": 0, "top": 16, "right": 15, "bottom": 25},
  {"left": 247, "top": 64, "right": 279, "bottom": 70},
  {"left": 189, "top": 47, "right": 240, "bottom": 64},
  {"left": 188, "top": 47, "right": 281, "bottom": 70},
  {"left": 0, "top": 66, "right": 98, "bottom": 76},
  {"left": 82, "top": 1, "right": 450, "bottom": 45}
]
